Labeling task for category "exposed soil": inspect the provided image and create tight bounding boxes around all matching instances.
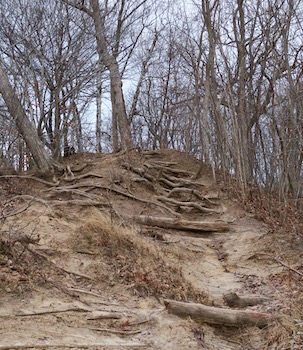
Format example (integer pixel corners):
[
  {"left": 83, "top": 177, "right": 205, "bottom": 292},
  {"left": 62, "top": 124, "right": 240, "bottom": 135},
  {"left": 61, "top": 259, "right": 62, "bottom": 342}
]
[{"left": 0, "top": 149, "right": 302, "bottom": 349}]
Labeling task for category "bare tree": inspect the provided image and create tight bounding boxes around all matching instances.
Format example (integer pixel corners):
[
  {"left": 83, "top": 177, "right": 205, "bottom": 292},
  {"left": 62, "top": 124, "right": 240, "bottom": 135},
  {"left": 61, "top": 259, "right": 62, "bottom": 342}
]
[
  {"left": 62, "top": 0, "right": 140, "bottom": 151},
  {"left": 0, "top": 60, "right": 53, "bottom": 170}
]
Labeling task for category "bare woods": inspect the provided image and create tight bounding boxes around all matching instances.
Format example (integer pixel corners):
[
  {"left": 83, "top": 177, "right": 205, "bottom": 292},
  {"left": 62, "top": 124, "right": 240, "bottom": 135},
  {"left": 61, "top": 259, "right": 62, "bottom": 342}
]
[{"left": 0, "top": 0, "right": 302, "bottom": 203}]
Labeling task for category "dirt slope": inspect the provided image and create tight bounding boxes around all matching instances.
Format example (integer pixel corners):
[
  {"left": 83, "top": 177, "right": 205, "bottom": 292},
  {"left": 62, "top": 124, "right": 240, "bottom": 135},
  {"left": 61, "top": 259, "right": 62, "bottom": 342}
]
[{"left": 0, "top": 149, "right": 302, "bottom": 349}]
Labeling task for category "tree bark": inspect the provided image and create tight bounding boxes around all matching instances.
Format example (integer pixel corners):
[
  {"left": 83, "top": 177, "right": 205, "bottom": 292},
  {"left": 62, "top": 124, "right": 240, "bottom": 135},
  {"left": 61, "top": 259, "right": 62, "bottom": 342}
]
[
  {"left": 133, "top": 215, "right": 229, "bottom": 232},
  {"left": 0, "top": 61, "right": 54, "bottom": 171},
  {"left": 90, "top": 0, "right": 133, "bottom": 152},
  {"left": 164, "top": 299, "right": 275, "bottom": 327},
  {"left": 96, "top": 59, "right": 102, "bottom": 152}
]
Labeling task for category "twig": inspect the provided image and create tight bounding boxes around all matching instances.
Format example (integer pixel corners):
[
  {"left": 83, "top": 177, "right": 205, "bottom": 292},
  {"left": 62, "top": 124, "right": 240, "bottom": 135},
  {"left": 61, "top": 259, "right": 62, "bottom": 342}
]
[
  {"left": 16, "top": 306, "right": 90, "bottom": 316},
  {"left": 24, "top": 245, "right": 94, "bottom": 280},
  {"left": 273, "top": 257, "right": 303, "bottom": 278}
]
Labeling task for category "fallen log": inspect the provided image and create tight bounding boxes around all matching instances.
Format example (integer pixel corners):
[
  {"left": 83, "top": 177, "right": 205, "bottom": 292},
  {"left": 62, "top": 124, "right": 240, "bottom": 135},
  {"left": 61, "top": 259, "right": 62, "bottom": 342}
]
[
  {"left": 133, "top": 215, "right": 229, "bottom": 232},
  {"left": 223, "top": 292, "right": 271, "bottom": 308},
  {"left": 164, "top": 299, "right": 276, "bottom": 327}
]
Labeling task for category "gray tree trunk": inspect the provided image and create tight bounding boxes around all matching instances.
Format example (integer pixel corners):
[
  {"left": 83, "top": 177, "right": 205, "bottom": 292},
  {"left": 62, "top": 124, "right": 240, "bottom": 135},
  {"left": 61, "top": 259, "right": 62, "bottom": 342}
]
[
  {"left": 0, "top": 61, "right": 54, "bottom": 170},
  {"left": 90, "top": 0, "right": 133, "bottom": 152}
]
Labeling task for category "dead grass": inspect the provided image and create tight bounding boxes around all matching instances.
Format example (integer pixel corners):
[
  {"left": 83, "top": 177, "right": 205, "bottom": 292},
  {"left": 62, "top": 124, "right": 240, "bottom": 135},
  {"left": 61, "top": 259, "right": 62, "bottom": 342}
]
[{"left": 71, "top": 208, "right": 208, "bottom": 303}]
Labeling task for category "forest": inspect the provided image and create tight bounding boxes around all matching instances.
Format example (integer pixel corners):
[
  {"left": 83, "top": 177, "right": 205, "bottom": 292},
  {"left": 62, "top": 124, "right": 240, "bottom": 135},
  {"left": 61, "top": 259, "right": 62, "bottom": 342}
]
[{"left": 0, "top": 0, "right": 302, "bottom": 203}]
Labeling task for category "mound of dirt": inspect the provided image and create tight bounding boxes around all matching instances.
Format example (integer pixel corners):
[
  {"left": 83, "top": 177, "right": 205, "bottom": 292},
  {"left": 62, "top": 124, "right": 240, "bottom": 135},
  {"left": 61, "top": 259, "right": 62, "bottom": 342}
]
[{"left": 0, "top": 149, "right": 302, "bottom": 349}]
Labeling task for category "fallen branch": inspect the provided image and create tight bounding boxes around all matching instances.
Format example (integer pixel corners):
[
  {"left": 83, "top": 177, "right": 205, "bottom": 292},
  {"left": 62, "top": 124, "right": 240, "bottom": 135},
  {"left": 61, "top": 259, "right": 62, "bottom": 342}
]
[
  {"left": 223, "top": 292, "right": 271, "bottom": 308},
  {"left": 272, "top": 257, "right": 303, "bottom": 278},
  {"left": 133, "top": 215, "right": 229, "bottom": 232},
  {"left": 254, "top": 254, "right": 303, "bottom": 279},
  {"left": 164, "top": 299, "right": 276, "bottom": 327}
]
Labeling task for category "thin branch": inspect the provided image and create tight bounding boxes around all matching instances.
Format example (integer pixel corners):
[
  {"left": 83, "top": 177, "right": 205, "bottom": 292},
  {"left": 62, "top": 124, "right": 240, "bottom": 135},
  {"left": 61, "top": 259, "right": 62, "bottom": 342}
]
[
  {"left": 273, "top": 257, "right": 303, "bottom": 278},
  {"left": 61, "top": 0, "right": 93, "bottom": 16}
]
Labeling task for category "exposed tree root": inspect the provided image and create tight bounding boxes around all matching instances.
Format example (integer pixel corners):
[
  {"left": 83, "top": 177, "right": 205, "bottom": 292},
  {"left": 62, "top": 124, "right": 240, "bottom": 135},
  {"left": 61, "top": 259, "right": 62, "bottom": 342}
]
[
  {"left": 89, "top": 327, "right": 142, "bottom": 335},
  {"left": 156, "top": 196, "right": 221, "bottom": 214},
  {"left": 0, "top": 341, "right": 145, "bottom": 349},
  {"left": 167, "top": 187, "right": 218, "bottom": 205},
  {"left": 0, "top": 174, "right": 59, "bottom": 187},
  {"left": 144, "top": 162, "right": 195, "bottom": 177},
  {"left": 61, "top": 172, "right": 104, "bottom": 182},
  {"left": 132, "top": 177, "right": 156, "bottom": 191},
  {"left": 52, "top": 182, "right": 180, "bottom": 216},
  {"left": 122, "top": 162, "right": 155, "bottom": 182},
  {"left": 16, "top": 306, "right": 90, "bottom": 316},
  {"left": 6, "top": 195, "right": 52, "bottom": 214},
  {"left": 161, "top": 173, "right": 206, "bottom": 187},
  {"left": 23, "top": 245, "right": 94, "bottom": 280},
  {"left": 47, "top": 188, "right": 102, "bottom": 201}
]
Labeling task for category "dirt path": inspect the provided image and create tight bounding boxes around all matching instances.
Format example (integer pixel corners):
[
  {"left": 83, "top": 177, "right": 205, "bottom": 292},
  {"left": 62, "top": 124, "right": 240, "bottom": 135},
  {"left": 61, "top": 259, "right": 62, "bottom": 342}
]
[{"left": 0, "top": 150, "right": 300, "bottom": 349}]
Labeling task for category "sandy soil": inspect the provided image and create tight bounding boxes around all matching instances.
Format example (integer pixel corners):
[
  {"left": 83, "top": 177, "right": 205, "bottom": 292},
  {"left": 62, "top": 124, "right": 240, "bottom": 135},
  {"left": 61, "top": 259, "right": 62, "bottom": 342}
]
[{"left": 0, "top": 149, "right": 302, "bottom": 350}]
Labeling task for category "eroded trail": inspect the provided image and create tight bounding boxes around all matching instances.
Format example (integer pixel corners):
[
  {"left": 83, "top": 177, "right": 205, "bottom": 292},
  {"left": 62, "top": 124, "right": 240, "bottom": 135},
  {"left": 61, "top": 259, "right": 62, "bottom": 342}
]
[{"left": 0, "top": 150, "right": 297, "bottom": 349}]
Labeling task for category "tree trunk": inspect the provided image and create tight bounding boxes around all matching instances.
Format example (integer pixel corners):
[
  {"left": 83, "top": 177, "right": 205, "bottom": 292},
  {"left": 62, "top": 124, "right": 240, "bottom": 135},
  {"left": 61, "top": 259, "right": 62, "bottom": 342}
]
[
  {"left": 0, "top": 61, "right": 54, "bottom": 171},
  {"left": 90, "top": 0, "right": 133, "bottom": 152},
  {"left": 109, "top": 59, "right": 133, "bottom": 150},
  {"left": 96, "top": 59, "right": 102, "bottom": 152}
]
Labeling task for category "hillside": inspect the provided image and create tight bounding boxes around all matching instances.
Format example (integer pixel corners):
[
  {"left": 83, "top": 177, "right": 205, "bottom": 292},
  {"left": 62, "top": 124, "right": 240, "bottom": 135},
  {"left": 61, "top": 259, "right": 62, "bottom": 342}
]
[{"left": 0, "top": 149, "right": 302, "bottom": 350}]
